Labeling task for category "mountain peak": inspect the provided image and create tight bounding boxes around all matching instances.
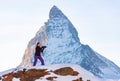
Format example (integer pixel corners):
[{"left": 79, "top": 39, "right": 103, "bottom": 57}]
[
  {"left": 49, "top": 5, "right": 65, "bottom": 18},
  {"left": 52, "top": 5, "right": 58, "bottom": 9}
]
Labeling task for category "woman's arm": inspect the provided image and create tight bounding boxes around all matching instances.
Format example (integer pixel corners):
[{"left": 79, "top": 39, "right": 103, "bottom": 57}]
[{"left": 41, "top": 46, "right": 46, "bottom": 53}]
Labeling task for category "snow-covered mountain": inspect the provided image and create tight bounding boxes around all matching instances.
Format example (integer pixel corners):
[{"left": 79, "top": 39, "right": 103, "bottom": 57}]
[{"left": 20, "top": 5, "right": 120, "bottom": 79}]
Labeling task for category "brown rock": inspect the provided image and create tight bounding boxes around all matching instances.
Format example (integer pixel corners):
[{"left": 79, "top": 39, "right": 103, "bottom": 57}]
[
  {"left": 19, "top": 69, "right": 48, "bottom": 81},
  {"left": 0, "top": 76, "right": 1, "bottom": 80},
  {"left": 54, "top": 67, "right": 79, "bottom": 76},
  {"left": 2, "top": 72, "right": 13, "bottom": 81},
  {"left": 54, "top": 67, "right": 74, "bottom": 76},
  {"left": 72, "top": 71, "right": 79, "bottom": 76},
  {"left": 2, "top": 68, "right": 49, "bottom": 81},
  {"left": 46, "top": 76, "right": 57, "bottom": 81},
  {"left": 72, "top": 77, "right": 83, "bottom": 81}
]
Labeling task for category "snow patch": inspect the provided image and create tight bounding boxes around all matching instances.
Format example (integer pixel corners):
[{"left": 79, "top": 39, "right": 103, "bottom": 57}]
[{"left": 12, "top": 78, "right": 20, "bottom": 81}]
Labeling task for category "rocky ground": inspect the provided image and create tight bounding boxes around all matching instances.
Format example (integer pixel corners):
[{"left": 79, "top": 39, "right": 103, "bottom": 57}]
[{"left": 0, "top": 66, "right": 91, "bottom": 81}]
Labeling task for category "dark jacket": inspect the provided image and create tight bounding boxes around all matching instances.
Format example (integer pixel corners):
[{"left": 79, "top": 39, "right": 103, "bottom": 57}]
[{"left": 35, "top": 46, "right": 43, "bottom": 56}]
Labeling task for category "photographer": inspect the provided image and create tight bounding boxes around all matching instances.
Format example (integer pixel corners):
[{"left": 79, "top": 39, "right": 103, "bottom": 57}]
[{"left": 33, "top": 42, "right": 46, "bottom": 66}]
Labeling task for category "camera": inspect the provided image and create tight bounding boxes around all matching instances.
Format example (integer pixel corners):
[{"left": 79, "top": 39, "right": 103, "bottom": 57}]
[{"left": 42, "top": 46, "right": 47, "bottom": 49}]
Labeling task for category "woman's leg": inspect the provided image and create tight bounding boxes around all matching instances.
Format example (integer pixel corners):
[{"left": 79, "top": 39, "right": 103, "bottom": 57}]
[
  {"left": 33, "top": 56, "right": 38, "bottom": 66},
  {"left": 38, "top": 56, "right": 45, "bottom": 65}
]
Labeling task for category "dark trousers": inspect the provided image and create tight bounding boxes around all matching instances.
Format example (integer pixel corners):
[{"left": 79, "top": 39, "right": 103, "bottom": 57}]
[{"left": 33, "top": 55, "right": 45, "bottom": 66}]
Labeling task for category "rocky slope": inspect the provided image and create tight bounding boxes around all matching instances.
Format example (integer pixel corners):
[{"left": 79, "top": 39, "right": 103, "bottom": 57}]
[{"left": 0, "top": 64, "right": 101, "bottom": 81}]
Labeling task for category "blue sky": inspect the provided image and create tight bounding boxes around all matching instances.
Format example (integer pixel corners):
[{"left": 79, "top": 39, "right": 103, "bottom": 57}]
[{"left": 0, "top": 0, "right": 120, "bottom": 72}]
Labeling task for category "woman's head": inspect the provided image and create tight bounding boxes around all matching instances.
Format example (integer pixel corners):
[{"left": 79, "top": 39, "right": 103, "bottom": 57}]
[{"left": 37, "top": 42, "right": 40, "bottom": 47}]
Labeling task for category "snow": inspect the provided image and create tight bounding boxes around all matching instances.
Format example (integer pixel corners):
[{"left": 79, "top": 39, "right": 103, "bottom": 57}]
[
  {"left": 104, "top": 79, "right": 120, "bottom": 81},
  {"left": 0, "top": 68, "right": 15, "bottom": 76},
  {"left": 12, "top": 78, "right": 20, "bottom": 81}
]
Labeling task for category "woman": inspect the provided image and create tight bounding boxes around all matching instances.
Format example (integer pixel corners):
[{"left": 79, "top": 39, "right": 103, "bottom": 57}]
[{"left": 33, "top": 42, "right": 46, "bottom": 66}]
